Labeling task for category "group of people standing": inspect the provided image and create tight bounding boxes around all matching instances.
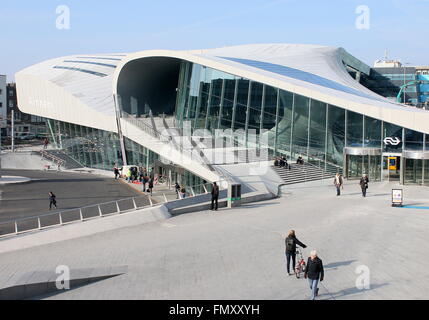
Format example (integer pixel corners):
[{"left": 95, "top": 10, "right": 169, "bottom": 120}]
[
  {"left": 334, "top": 172, "right": 369, "bottom": 197},
  {"left": 285, "top": 230, "right": 324, "bottom": 300},
  {"left": 113, "top": 165, "right": 155, "bottom": 195}
]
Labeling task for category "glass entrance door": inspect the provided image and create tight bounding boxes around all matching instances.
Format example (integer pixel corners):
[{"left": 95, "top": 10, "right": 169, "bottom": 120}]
[
  {"left": 347, "top": 155, "right": 363, "bottom": 179},
  {"left": 346, "top": 154, "right": 381, "bottom": 181},
  {"left": 382, "top": 155, "right": 401, "bottom": 181}
]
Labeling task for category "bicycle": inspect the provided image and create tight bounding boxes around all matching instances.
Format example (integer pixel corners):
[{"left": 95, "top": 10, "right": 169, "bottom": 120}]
[{"left": 294, "top": 248, "right": 306, "bottom": 279}]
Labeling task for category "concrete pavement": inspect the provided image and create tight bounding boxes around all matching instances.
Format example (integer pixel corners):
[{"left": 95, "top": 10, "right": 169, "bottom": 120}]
[{"left": 0, "top": 179, "right": 428, "bottom": 299}]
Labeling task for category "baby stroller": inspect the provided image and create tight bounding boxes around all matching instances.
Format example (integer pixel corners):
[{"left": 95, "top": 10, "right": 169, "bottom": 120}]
[{"left": 294, "top": 248, "right": 306, "bottom": 278}]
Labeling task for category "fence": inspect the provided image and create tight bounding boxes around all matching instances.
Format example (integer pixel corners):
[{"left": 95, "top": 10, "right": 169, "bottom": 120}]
[{"left": 0, "top": 181, "right": 224, "bottom": 239}]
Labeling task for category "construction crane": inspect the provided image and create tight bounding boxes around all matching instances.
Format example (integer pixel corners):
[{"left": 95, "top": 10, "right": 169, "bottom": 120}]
[{"left": 396, "top": 80, "right": 429, "bottom": 104}]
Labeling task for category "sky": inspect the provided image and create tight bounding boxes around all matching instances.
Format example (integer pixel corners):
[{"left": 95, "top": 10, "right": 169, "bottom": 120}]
[{"left": 1, "top": 0, "right": 428, "bottom": 81}]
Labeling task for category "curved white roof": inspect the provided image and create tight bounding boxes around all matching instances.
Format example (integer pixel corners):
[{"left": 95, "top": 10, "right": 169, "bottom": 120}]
[{"left": 15, "top": 43, "right": 429, "bottom": 134}]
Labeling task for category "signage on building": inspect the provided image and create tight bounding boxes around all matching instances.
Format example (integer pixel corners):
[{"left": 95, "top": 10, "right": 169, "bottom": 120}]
[
  {"left": 383, "top": 137, "right": 401, "bottom": 146},
  {"left": 391, "top": 189, "right": 403, "bottom": 207}
]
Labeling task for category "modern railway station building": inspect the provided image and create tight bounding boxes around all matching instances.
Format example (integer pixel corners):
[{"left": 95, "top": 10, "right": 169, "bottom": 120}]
[{"left": 15, "top": 44, "right": 429, "bottom": 187}]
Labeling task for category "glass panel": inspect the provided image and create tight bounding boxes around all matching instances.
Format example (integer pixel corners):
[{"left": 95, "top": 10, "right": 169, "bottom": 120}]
[
  {"left": 405, "top": 159, "right": 423, "bottom": 184},
  {"left": 220, "top": 79, "right": 236, "bottom": 129},
  {"left": 275, "top": 89, "right": 294, "bottom": 157},
  {"left": 404, "top": 129, "right": 423, "bottom": 150},
  {"left": 347, "top": 111, "right": 363, "bottom": 147},
  {"left": 207, "top": 79, "right": 223, "bottom": 132},
  {"left": 326, "top": 105, "right": 345, "bottom": 166},
  {"left": 424, "top": 160, "right": 429, "bottom": 185},
  {"left": 308, "top": 99, "right": 326, "bottom": 164},
  {"left": 291, "top": 94, "right": 310, "bottom": 159},
  {"left": 247, "top": 82, "right": 263, "bottom": 134},
  {"left": 233, "top": 79, "right": 249, "bottom": 130},
  {"left": 364, "top": 116, "right": 381, "bottom": 148}
]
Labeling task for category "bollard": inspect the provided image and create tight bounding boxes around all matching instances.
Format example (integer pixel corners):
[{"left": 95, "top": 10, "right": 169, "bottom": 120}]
[
  {"left": 14, "top": 221, "right": 18, "bottom": 234},
  {"left": 79, "top": 208, "right": 84, "bottom": 221},
  {"left": 149, "top": 197, "right": 153, "bottom": 206},
  {"left": 98, "top": 205, "right": 103, "bottom": 217},
  {"left": 132, "top": 198, "right": 137, "bottom": 209},
  {"left": 59, "top": 213, "right": 63, "bottom": 225},
  {"left": 38, "top": 217, "right": 41, "bottom": 230},
  {"left": 163, "top": 193, "right": 168, "bottom": 203},
  {"left": 116, "top": 201, "right": 121, "bottom": 213}
]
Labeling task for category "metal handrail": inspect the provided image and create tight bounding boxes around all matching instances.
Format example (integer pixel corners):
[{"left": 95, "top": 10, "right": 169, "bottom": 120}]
[{"left": 122, "top": 112, "right": 231, "bottom": 184}]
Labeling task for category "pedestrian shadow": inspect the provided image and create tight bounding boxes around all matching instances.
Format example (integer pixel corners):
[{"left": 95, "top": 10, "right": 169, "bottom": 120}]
[
  {"left": 324, "top": 260, "right": 357, "bottom": 269},
  {"left": 240, "top": 202, "right": 281, "bottom": 209},
  {"left": 368, "top": 193, "right": 390, "bottom": 197},
  {"left": 322, "top": 283, "right": 389, "bottom": 299}
]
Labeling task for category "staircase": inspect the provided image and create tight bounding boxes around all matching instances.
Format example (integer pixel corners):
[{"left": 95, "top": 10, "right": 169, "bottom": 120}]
[
  {"left": 36, "top": 150, "right": 85, "bottom": 170},
  {"left": 273, "top": 162, "right": 342, "bottom": 185}
]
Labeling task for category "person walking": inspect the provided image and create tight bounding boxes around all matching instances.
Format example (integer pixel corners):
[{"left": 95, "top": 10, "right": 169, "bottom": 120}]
[
  {"left": 304, "top": 250, "right": 324, "bottom": 300},
  {"left": 148, "top": 178, "right": 154, "bottom": 196},
  {"left": 180, "top": 185, "right": 186, "bottom": 199},
  {"left": 359, "top": 174, "right": 369, "bottom": 197},
  {"left": 175, "top": 182, "right": 180, "bottom": 199},
  {"left": 285, "top": 230, "right": 307, "bottom": 276},
  {"left": 43, "top": 138, "right": 49, "bottom": 150},
  {"left": 211, "top": 182, "right": 219, "bottom": 211},
  {"left": 126, "top": 168, "right": 132, "bottom": 183},
  {"left": 48, "top": 191, "right": 57, "bottom": 210},
  {"left": 113, "top": 165, "right": 120, "bottom": 180},
  {"left": 333, "top": 173, "right": 343, "bottom": 196}
]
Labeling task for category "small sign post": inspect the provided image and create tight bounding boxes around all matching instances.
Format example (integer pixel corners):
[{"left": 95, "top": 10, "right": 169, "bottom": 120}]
[{"left": 391, "top": 189, "right": 403, "bottom": 207}]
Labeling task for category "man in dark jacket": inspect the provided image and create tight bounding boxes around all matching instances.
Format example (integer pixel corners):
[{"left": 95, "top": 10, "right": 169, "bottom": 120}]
[
  {"left": 285, "top": 230, "right": 307, "bottom": 275},
  {"left": 211, "top": 182, "right": 219, "bottom": 211},
  {"left": 359, "top": 174, "right": 369, "bottom": 197},
  {"left": 48, "top": 191, "right": 57, "bottom": 210},
  {"left": 304, "top": 250, "right": 324, "bottom": 300}
]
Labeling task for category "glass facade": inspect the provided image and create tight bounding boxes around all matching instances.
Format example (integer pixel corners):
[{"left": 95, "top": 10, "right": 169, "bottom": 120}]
[
  {"left": 45, "top": 60, "right": 429, "bottom": 187},
  {"left": 174, "top": 60, "right": 429, "bottom": 184},
  {"left": 48, "top": 119, "right": 123, "bottom": 170}
]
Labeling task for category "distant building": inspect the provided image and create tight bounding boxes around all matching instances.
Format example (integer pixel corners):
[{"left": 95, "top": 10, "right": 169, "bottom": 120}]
[
  {"left": 0, "top": 75, "right": 6, "bottom": 136},
  {"left": 359, "top": 56, "right": 429, "bottom": 108}
]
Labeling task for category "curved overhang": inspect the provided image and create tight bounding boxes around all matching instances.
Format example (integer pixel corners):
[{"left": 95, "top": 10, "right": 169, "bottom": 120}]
[{"left": 113, "top": 48, "right": 429, "bottom": 135}]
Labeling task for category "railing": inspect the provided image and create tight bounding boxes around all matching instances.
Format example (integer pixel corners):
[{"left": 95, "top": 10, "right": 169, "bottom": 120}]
[
  {"left": 0, "top": 180, "right": 225, "bottom": 239},
  {"left": 39, "top": 150, "right": 65, "bottom": 169},
  {"left": 121, "top": 112, "right": 232, "bottom": 184}
]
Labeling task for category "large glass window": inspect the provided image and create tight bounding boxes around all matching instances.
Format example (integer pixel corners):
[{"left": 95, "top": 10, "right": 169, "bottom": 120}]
[
  {"left": 308, "top": 99, "right": 327, "bottom": 162},
  {"left": 275, "top": 89, "right": 293, "bottom": 156},
  {"left": 346, "top": 111, "right": 363, "bottom": 147},
  {"left": 247, "top": 82, "right": 264, "bottom": 134},
  {"left": 404, "top": 129, "right": 423, "bottom": 150},
  {"left": 326, "top": 105, "right": 345, "bottom": 166},
  {"left": 220, "top": 79, "right": 236, "bottom": 129},
  {"left": 233, "top": 79, "right": 249, "bottom": 130},
  {"left": 292, "top": 94, "right": 310, "bottom": 158},
  {"left": 364, "top": 116, "right": 381, "bottom": 148}
]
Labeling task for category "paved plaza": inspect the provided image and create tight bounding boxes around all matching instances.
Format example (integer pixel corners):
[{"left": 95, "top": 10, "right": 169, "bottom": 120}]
[
  {"left": 0, "top": 169, "right": 145, "bottom": 223},
  {"left": 0, "top": 179, "right": 428, "bottom": 299}
]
